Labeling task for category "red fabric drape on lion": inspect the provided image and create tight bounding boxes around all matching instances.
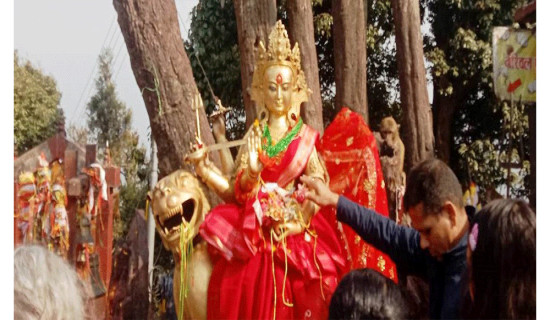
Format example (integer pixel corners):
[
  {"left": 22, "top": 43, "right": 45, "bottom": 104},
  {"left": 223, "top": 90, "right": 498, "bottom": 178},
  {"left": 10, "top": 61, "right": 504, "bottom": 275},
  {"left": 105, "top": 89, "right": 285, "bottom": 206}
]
[{"left": 317, "top": 107, "right": 398, "bottom": 283}]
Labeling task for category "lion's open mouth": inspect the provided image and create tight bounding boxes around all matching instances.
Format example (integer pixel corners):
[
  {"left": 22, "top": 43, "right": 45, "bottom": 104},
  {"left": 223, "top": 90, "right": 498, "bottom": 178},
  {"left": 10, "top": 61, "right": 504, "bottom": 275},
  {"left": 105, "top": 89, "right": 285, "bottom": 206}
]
[{"left": 157, "top": 199, "right": 196, "bottom": 235}]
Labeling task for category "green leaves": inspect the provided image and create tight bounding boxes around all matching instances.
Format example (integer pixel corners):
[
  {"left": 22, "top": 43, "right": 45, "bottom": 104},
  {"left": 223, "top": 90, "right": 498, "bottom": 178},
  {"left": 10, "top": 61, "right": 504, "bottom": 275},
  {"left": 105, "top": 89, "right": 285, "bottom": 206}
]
[
  {"left": 14, "top": 52, "right": 64, "bottom": 154},
  {"left": 426, "top": 48, "right": 450, "bottom": 77},
  {"left": 314, "top": 12, "right": 333, "bottom": 37},
  {"left": 185, "top": 0, "right": 245, "bottom": 140},
  {"left": 425, "top": 0, "right": 531, "bottom": 201}
]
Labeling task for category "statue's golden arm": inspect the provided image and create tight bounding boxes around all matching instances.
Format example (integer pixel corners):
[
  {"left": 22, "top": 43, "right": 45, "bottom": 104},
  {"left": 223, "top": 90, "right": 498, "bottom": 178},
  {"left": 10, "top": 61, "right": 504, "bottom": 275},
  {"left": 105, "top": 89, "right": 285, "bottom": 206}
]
[
  {"left": 301, "top": 147, "right": 327, "bottom": 224},
  {"left": 194, "top": 158, "right": 235, "bottom": 203},
  {"left": 231, "top": 125, "right": 262, "bottom": 196},
  {"left": 192, "top": 122, "right": 261, "bottom": 203}
]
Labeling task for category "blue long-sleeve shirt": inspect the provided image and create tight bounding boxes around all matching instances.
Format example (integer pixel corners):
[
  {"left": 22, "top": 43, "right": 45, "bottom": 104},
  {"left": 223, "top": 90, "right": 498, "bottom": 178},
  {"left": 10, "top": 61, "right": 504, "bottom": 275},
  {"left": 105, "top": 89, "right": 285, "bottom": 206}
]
[{"left": 337, "top": 196, "right": 468, "bottom": 319}]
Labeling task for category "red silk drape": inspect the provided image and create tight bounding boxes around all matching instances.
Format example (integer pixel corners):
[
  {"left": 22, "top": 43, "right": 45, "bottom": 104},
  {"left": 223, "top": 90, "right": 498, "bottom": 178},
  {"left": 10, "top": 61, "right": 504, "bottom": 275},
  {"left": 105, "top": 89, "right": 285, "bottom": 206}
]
[{"left": 318, "top": 107, "right": 398, "bottom": 283}]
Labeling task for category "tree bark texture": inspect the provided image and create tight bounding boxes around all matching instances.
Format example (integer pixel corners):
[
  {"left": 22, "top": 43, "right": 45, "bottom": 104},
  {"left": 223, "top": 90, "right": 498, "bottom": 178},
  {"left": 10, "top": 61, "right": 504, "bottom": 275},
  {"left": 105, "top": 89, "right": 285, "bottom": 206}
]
[
  {"left": 287, "top": 0, "right": 324, "bottom": 133},
  {"left": 391, "top": 0, "right": 434, "bottom": 171},
  {"left": 233, "top": 0, "right": 277, "bottom": 128},
  {"left": 432, "top": 83, "right": 457, "bottom": 164},
  {"left": 113, "top": 0, "right": 219, "bottom": 179},
  {"left": 332, "top": 0, "right": 369, "bottom": 123}
]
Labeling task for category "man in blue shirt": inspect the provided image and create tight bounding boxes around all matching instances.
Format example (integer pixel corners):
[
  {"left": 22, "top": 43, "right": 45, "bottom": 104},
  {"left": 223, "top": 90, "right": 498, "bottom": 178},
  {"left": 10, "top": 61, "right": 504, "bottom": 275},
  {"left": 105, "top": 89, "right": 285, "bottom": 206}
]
[{"left": 301, "top": 158, "right": 469, "bottom": 319}]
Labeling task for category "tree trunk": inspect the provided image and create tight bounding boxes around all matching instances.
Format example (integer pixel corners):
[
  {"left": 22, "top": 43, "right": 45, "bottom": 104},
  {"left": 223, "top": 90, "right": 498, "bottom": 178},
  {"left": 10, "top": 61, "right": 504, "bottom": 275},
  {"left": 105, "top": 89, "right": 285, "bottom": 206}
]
[
  {"left": 332, "top": 0, "right": 368, "bottom": 123},
  {"left": 432, "top": 83, "right": 457, "bottom": 164},
  {"left": 233, "top": 0, "right": 277, "bottom": 128},
  {"left": 287, "top": 0, "right": 324, "bottom": 133},
  {"left": 391, "top": 0, "right": 434, "bottom": 171},
  {"left": 113, "top": 0, "right": 219, "bottom": 179}
]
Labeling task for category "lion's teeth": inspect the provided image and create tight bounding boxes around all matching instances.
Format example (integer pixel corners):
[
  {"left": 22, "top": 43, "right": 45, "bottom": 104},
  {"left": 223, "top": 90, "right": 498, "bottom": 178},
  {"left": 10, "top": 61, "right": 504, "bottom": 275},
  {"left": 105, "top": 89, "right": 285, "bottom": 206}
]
[{"left": 164, "top": 227, "right": 169, "bottom": 234}]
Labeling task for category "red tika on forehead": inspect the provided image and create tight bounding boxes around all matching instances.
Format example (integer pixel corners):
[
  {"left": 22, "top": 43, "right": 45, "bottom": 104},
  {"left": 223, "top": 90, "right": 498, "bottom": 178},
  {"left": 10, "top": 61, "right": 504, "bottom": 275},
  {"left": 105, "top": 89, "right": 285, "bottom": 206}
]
[{"left": 276, "top": 73, "right": 283, "bottom": 85}]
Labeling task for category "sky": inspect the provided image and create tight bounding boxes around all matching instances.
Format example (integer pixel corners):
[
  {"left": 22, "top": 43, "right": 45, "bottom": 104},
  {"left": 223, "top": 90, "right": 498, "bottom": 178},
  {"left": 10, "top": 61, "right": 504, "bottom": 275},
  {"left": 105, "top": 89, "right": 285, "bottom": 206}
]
[{"left": 14, "top": 0, "right": 199, "bottom": 149}]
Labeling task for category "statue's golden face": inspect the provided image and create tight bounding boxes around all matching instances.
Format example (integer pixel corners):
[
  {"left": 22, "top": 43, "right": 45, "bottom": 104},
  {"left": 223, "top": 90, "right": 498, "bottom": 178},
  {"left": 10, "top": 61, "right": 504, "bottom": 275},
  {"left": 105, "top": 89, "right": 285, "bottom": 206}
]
[
  {"left": 263, "top": 65, "right": 294, "bottom": 117},
  {"left": 150, "top": 170, "right": 210, "bottom": 254}
]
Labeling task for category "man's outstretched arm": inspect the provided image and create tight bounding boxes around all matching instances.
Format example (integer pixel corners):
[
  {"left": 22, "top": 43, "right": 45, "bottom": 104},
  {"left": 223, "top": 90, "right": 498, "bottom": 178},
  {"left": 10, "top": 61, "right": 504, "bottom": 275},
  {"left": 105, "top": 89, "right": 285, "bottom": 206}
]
[{"left": 300, "top": 175, "right": 426, "bottom": 274}]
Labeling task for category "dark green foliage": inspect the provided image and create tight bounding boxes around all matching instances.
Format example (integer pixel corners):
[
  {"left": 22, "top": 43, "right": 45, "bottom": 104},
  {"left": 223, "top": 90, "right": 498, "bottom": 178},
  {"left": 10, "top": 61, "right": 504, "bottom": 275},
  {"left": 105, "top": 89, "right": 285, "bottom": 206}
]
[
  {"left": 424, "top": 0, "right": 531, "bottom": 201},
  {"left": 365, "top": 0, "right": 401, "bottom": 129},
  {"left": 312, "top": 0, "right": 337, "bottom": 126},
  {"left": 185, "top": 0, "right": 246, "bottom": 141},
  {"left": 14, "top": 52, "right": 64, "bottom": 154}
]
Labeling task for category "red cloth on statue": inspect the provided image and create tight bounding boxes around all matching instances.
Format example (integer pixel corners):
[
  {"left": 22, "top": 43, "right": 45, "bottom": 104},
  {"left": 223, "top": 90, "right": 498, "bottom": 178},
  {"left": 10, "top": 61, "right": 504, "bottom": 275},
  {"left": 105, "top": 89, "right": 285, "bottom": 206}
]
[
  {"left": 200, "top": 124, "right": 347, "bottom": 320},
  {"left": 317, "top": 107, "right": 399, "bottom": 283}
]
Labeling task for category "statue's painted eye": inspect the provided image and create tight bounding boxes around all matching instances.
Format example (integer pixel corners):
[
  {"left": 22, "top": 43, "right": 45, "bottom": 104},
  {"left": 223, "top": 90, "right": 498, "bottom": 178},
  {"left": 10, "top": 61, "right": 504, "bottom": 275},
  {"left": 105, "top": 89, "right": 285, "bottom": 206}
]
[
  {"left": 269, "top": 84, "right": 277, "bottom": 92},
  {"left": 282, "top": 84, "right": 290, "bottom": 91}
]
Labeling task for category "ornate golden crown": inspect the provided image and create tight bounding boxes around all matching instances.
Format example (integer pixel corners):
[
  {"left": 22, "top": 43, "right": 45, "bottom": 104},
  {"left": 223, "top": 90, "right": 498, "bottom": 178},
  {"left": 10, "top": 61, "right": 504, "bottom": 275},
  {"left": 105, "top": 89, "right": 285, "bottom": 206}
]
[{"left": 250, "top": 21, "right": 310, "bottom": 120}]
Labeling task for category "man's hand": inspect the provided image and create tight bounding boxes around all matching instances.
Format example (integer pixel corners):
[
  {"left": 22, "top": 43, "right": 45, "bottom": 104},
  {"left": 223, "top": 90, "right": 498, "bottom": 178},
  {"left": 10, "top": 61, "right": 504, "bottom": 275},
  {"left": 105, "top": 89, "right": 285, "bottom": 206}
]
[{"left": 299, "top": 176, "right": 339, "bottom": 208}]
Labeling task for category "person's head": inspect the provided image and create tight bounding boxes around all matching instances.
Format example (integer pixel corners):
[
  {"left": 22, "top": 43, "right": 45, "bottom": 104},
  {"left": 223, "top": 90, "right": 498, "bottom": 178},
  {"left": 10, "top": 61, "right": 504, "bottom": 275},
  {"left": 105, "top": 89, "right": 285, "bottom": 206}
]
[
  {"left": 467, "top": 199, "right": 535, "bottom": 319},
  {"left": 14, "top": 245, "right": 89, "bottom": 320},
  {"left": 250, "top": 21, "right": 310, "bottom": 125},
  {"left": 403, "top": 158, "right": 466, "bottom": 259},
  {"left": 329, "top": 268, "right": 410, "bottom": 320}
]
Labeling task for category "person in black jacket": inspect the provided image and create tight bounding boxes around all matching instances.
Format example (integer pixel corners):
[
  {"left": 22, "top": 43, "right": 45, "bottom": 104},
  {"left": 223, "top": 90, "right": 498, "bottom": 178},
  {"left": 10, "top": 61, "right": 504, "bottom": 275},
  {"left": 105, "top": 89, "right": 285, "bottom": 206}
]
[{"left": 301, "top": 158, "right": 469, "bottom": 319}]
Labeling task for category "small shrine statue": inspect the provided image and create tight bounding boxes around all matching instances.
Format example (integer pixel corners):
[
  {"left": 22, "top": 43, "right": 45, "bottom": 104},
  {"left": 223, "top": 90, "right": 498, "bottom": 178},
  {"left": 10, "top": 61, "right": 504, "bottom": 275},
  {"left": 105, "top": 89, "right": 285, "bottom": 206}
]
[
  {"left": 50, "top": 159, "right": 70, "bottom": 258},
  {"left": 16, "top": 172, "right": 37, "bottom": 244},
  {"left": 185, "top": 21, "right": 346, "bottom": 320},
  {"left": 82, "top": 163, "right": 108, "bottom": 233},
  {"left": 34, "top": 153, "right": 52, "bottom": 244},
  {"left": 375, "top": 117, "right": 406, "bottom": 223}
]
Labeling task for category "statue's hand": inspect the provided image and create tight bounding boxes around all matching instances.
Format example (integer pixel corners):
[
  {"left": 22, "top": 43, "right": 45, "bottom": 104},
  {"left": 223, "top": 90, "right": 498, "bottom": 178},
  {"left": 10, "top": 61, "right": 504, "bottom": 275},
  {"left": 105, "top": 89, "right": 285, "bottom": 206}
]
[
  {"left": 273, "top": 221, "right": 304, "bottom": 241},
  {"left": 247, "top": 125, "right": 263, "bottom": 176},
  {"left": 185, "top": 136, "right": 208, "bottom": 168}
]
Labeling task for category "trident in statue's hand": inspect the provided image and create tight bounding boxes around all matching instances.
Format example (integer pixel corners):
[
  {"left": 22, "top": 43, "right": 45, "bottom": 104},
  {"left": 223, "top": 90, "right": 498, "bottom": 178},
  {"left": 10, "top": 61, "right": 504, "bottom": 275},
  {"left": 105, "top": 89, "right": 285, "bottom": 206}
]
[
  {"left": 191, "top": 92, "right": 203, "bottom": 141},
  {"left": 184, "top": 93, "right": 246, "bottom": 165}
]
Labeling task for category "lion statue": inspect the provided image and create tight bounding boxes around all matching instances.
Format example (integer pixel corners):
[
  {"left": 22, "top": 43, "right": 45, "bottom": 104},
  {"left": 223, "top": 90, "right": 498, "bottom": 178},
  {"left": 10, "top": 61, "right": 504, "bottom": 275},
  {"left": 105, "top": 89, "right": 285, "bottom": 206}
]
[{"left": 149, "top": 170, "right": 212, "bottom": 320}]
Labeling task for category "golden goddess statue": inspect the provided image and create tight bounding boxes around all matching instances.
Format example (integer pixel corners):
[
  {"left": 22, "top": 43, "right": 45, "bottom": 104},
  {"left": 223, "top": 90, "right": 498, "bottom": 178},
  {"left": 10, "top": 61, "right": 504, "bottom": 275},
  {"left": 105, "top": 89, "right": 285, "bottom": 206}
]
[{"left": 185, "top": 20, "right": 346, "bottom": 320}]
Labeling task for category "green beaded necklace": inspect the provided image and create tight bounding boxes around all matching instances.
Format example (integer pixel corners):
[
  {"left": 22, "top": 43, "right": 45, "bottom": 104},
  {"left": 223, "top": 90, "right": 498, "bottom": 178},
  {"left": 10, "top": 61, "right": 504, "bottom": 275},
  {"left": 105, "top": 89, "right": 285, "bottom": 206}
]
[{"left": 262, "top": 118, "right": 303, "bottom": 158}]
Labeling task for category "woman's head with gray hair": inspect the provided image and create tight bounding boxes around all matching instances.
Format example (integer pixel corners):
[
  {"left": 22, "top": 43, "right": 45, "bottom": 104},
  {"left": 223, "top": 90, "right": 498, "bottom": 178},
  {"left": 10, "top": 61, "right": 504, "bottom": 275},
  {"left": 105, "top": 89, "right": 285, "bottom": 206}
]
[{"left": 14, "top": 245, "right": 89, "bottom": 320}]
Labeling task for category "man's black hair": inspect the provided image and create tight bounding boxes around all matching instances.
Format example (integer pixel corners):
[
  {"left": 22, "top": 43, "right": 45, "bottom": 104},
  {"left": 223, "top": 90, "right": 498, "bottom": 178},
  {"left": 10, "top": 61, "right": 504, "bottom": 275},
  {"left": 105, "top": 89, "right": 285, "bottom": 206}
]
[{"left": 403, "top": 158, "right": 463, "bottom": 215}]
